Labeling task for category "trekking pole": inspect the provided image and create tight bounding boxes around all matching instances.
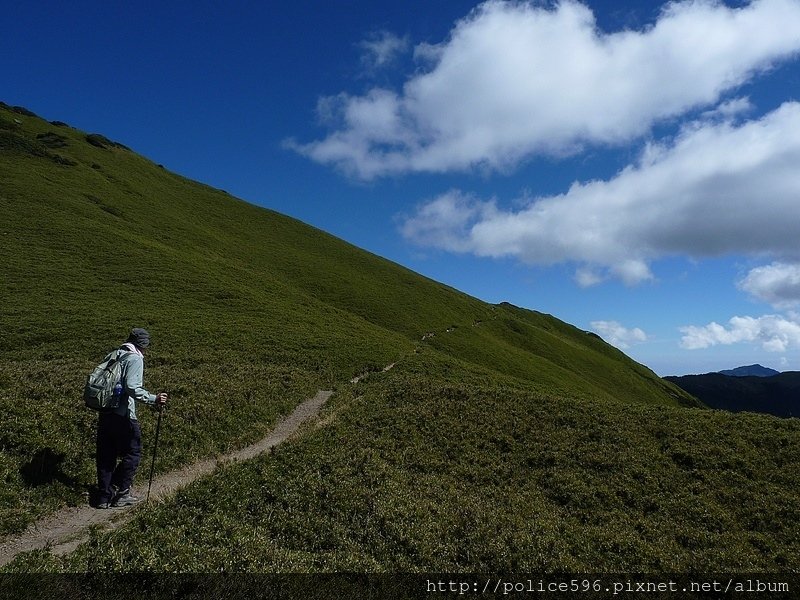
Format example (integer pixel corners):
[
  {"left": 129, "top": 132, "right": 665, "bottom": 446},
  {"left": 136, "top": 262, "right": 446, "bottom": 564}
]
[{"left": 146, "top": 403, "right": 164, "bottom": 503}]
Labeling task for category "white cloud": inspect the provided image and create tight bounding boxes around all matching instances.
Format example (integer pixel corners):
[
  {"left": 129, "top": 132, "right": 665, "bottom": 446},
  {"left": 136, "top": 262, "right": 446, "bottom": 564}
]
[
  {"left": 611, "top": 260, "right": 655, "bottom": 287},
  {"left": 293, "top": 0, "right": 800, "bottom": 178},
  {"left": 575, "top": 267, "right": 605, "bottom": 288},
  {"left": 399, "top": 102, "right": 800, "bottom": 284},
  {"left": 739, "top": 262, "right": 800, "bottom": 308},
  {"left": 590, "top": 320, "right": 647, "bottom": 349},
  {"left": 359, "top": 31, "right": 410, "bottom": 71},
  {"left": 400, "top": 190, "right": 498, "bottom": 253},
  {"left": 680, "top": 313, "right": 800, "bottom": 351},
  {"left": 701, "top": 96, "right": 754, "bottom": 121}
]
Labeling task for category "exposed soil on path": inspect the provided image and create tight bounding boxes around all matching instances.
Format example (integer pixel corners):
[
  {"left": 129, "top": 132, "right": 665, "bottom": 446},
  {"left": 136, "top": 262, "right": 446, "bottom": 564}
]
[
  {"left": 350, "top": 362, "right": 396, "bottom": 384},
  {"left": 0, "top": 390, "right": 333, "bottom": 568}
]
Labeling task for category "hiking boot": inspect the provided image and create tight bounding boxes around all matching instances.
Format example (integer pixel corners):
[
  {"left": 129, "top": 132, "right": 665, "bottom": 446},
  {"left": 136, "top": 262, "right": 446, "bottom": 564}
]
[
  {"left": 96, "top": 502, "right": 112, "bottom": 509},
  {"left": 111, "top": 489, "right": 139, "bottom": 507}
]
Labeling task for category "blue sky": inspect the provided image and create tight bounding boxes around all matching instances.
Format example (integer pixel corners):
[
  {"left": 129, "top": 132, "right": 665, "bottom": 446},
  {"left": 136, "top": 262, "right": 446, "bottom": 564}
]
[{"left": 4, "top": 0, "right": 800, "bottom": 375}]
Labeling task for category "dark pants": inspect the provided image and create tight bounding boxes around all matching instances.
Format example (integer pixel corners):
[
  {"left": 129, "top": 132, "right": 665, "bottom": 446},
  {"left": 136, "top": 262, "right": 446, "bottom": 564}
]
[{"left": 96, "top": 413, "right": 142, "bottom": 503}]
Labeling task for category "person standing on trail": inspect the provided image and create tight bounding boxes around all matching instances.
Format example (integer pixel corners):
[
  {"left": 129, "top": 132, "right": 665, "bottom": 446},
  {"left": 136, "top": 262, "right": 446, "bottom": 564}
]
[{"left": 96, "top": 328, "right": 168, "bottom": 509}]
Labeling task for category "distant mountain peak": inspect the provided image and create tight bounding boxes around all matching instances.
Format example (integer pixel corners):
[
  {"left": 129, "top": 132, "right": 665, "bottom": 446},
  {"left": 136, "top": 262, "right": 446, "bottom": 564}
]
[{"left": 719, "top": 364, "right": 780, "bottom": 377}]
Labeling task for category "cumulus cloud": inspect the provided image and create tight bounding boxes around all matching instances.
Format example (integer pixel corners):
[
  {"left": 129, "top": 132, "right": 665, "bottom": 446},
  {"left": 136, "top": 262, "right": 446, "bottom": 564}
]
[
  {"left": 738, "top": 262, "right": 800, "bottom": 308},
  {"left": 590, "top": 321, "right": 647, "bottom": 349},
  {"left": 359, "top": 31, "right": 410, "bottom": 71},
  {"left": 400, "top": 190, "right": 499, "bottom": 253},
  {"left": 292, "top": 0, "right": 800, "bottom": 178},
  {"left": 575, "top": 267, "right": 605, "bottom": 288},
  {"left": 399, "top": 102, "right": 800, "bottom": 283},
  {"left": 680, "top": 313, "right": 800, "bottom": 351},
  {"left": 701, "top": 96, "right": 754, "bottom": 121}
]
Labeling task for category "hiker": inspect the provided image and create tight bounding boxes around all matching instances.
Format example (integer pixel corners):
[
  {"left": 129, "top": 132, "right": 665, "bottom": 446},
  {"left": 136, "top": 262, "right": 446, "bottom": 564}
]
[{"left": 95, "top": 328, "right": 168, "bottom": 509}]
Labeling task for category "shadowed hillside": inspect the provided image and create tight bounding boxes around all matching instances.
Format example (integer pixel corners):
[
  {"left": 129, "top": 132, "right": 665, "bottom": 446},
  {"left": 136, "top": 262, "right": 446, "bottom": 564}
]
[{"left": 666, "top": 371, "right": 800, "bottom": 418}]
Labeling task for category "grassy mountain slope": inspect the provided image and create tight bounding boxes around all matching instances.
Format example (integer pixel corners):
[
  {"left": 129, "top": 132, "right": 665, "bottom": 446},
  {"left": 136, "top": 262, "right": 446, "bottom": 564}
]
[{"left": 3, "top": 103, "right": 799, "bottom": 572}]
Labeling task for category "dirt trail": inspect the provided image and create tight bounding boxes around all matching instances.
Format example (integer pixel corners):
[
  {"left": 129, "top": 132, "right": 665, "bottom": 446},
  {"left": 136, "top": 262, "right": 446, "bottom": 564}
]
[
  {"left": 350, "top": 362, "right": 396, "bottom": 384},
  {"left": 0, "top": 390, "right": 333, "bottom": 568}
]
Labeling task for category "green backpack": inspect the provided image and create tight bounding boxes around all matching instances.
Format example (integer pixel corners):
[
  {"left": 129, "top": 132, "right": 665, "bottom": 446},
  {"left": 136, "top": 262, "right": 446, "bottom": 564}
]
[{"left": 83, "top": 348, "right": 128, "bottom": 411}]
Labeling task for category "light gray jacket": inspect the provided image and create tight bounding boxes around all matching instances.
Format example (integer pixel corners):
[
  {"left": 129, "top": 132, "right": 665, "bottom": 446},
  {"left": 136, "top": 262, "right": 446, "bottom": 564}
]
[{"left": 110, "top": 343, "right": 156, "bottom": 420}]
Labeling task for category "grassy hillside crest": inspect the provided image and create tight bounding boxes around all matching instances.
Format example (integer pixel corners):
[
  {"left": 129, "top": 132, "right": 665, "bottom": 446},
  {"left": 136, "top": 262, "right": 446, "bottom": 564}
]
[{"left": 1, "top": 102, "right": 799, "bottom": 572}]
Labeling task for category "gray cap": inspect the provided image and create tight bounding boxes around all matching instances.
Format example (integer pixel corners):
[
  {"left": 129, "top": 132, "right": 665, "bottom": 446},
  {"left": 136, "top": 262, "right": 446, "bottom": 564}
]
[{"left": 126, "top": 328, "right": 151, "bottom": 349}]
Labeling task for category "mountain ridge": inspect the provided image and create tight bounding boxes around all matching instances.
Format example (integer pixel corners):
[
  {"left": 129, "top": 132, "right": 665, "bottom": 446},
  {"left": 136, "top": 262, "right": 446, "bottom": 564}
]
[{"left": 719, "top": 364, "right": 780, "bottom": 377}]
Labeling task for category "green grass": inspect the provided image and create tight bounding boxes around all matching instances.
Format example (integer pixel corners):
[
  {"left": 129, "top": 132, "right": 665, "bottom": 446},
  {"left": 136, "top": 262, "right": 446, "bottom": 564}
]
[
  {"left": 10, "top": 357, "right": 799, "bottom": 573},
  {"left": 2, "top": 102, "right": 797, "bottom": 573}
]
